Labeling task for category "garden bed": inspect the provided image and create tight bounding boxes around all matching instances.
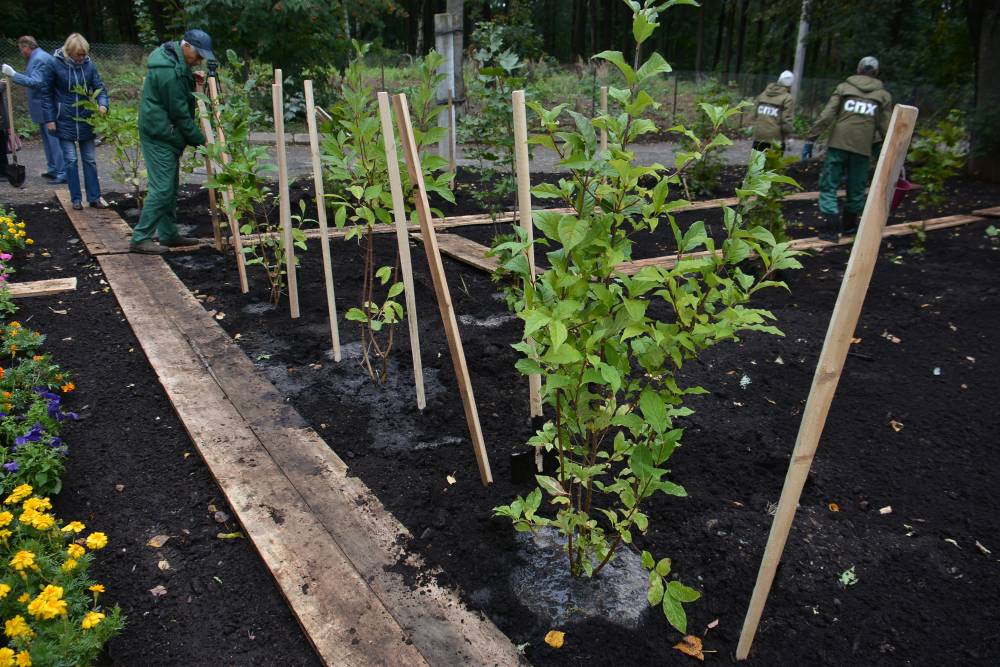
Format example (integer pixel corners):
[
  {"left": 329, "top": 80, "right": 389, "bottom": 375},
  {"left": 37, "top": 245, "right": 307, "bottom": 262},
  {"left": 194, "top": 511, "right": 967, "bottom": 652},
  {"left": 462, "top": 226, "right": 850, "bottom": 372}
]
[
  {"left": 9, "top": 202, "right": 322, "bottom": 667},
  {"left": 161, "top": 182, "right": 1000, "bottom": 664}
]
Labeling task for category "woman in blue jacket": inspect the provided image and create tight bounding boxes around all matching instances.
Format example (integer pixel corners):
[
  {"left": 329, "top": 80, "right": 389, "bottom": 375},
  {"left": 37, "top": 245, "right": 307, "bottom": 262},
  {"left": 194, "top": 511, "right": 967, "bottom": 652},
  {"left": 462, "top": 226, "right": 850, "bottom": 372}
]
[{"left": 45, "top": 33, "right": 109, "bottom": 210}]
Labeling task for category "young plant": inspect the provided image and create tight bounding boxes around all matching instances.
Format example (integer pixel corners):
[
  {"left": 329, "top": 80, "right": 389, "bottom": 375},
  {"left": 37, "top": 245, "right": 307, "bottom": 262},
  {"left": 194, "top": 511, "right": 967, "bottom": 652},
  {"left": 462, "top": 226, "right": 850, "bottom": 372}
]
[
  {"left": 201, "top": 50, "right": 307, "bottom": 305},
  {"left": 908, "top": 110, "right": 967, "bottom": 210},
  {"left": 322, "top": 43, "right": 453, "bottom": 382},
  {"left": 77, "top": 89, "right": 146, "bottom": 206},
  {"left": 741, "top": 145, "right": 800, "bottom": 243},
  {"left": 492, "top": 0, "right": 801, "bottom": 634},
  {"left": 458, "top": 22, "right": 528, "bottom": 220}
]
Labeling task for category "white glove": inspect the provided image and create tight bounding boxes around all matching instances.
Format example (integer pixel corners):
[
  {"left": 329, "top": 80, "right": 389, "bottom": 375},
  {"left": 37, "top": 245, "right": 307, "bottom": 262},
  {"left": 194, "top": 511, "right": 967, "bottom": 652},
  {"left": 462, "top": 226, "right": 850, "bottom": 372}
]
[{"left": 1, "top": 64, "right": 16, "bottom": 78}]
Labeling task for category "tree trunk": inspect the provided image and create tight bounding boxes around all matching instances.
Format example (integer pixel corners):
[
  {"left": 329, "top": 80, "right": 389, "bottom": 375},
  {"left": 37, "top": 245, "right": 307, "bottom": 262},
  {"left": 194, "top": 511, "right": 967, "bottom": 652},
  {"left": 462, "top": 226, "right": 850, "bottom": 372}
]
[
  {"left": 695, "top": 3, "right": 704, "bottom": 76},
  {"left": 734, "top": 0, "right": 749, "bottom": 80},
  {"left": 447, "top": 0, "right": 465, "bottom": 104},
  {"left": 967, "top": 0, "right": 1000, "bottom": 181},
  {"left": 711, "top": 2, "right": 726, "bottom": 71},
  {"left": 721, "top": 1, "right": 736, "bottom": 79},
  {"left": 571, "top": 0, "right": 586, "bottom": 60}
]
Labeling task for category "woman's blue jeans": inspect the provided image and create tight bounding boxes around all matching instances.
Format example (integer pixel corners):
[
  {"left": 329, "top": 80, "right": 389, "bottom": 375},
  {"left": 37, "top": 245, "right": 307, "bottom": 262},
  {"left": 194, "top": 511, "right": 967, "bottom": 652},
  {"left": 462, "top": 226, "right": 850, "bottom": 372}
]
[{"left": 59, "top": 138, "right": 102, "bottom": 204}]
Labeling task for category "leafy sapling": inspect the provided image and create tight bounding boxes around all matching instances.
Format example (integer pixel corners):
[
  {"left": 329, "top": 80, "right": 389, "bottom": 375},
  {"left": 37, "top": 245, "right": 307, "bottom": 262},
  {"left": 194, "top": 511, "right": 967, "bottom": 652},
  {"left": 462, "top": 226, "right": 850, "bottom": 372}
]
[
  {"left": 493, "top": 0, "right": 802, "bottom": 635},
  {"left": 78, "top": 89, "right": 146, "bottom": 206}
]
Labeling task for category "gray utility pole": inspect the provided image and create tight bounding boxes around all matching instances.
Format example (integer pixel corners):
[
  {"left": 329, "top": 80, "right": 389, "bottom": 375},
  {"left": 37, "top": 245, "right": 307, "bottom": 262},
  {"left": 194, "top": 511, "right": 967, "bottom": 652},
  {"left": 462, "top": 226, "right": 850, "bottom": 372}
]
[
  {"left": 791, "top": 0, "right": 810, "bottom": 107},
  {"left": 447, "top": 0, "right": 465, "bottom": 105}
]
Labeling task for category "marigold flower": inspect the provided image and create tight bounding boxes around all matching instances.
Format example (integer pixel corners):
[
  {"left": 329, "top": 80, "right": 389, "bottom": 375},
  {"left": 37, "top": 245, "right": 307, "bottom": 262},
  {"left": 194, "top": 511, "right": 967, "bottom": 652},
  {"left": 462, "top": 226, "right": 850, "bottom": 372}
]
[
  {"left": 0, "top": 647, "right": 14, "bottom": 667},
  {"left": 16, "top": 594, "right": 28, "bottom": 604},
  {"left": 0, "top": 368, "right": 4, "bottom": 379},
  {"left": 16, "top": 223, "right": 23, "bottom": 229},
  {"left": 88, "top": 584, "right": 105, "bottom": 594},
  {"left": 0, "top": 584, "right": 10, "bottom": 599},
  {"left": 61, "top": 520, "right": 85, "bottom": 534},
  {"left": 9, "top": 551, "right": 34, "bottom": 571},
  {"left": 29, "top": 514, "right": 54, "bottom": 531},
  {"left": 13, "top": 651, "right": 29, "bottom": 667},
  {"left": 4, "top": 484, "right": 32, "bottom": 504},
  {"left": 4, "top": 615, "right": 33, "bottom": 640},
  {"left": 0, "top": 511, "right": 12, "bottom": 528},
  {"left": 2, "top": 404, "right": 12, "bottom": 413},
  {"left": 22, "top": 497, "right": 51, "bottom": 513},
  {"left": 60, "top": 559, "right": 78, "bottom": 572},
  {"left": 31, "top": 356, "right": 42, "bottom": 362},
  {"left": 81, "top": 611, "right": 105, "bottom": 630},
  {"left": 1, "top": 392, "right": 9, "bottom": 399},
  {"left": 67, "top": 544, "right": 85, "bottom": 559},
  {"left": 0, "top": 530, "right": 12, "bottom": 541},
  {"left": 61, "top": 382, "right": 75, "bottom": 393},
  {"left": 25, "top": 240, "right": 32, "bottom": 246},
  {"left": 27, "top": 585, "right": 67, "bottom": 620},
  {"left": 85, "top": 532, "right": 108, "bottom": 550}
]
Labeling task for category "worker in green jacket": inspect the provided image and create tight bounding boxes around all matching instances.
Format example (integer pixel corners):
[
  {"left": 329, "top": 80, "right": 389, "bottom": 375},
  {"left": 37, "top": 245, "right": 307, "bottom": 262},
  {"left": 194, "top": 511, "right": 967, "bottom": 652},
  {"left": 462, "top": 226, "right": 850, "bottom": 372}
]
[
  {"left": 130, "top": 29, "right": 212, "bottom": 254},
  {"left": 751, "top": 70, "right": 794, "bottom": 153},
  {"left": 802, "top": 56, "right": 893, "bottom": 240}
]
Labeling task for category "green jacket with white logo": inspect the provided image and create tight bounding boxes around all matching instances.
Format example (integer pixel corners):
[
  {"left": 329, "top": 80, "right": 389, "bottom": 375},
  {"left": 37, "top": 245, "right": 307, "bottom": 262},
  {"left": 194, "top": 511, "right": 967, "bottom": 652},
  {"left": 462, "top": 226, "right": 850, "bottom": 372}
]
[
  {"left": 138, "top": 41, "right": 205, "bottom": 152},
  {"left": 752, "top": 83, "right": 794, "bottom": 143},
  {"left": 809, "top": 74, "right": 892, "bottom": 157}
]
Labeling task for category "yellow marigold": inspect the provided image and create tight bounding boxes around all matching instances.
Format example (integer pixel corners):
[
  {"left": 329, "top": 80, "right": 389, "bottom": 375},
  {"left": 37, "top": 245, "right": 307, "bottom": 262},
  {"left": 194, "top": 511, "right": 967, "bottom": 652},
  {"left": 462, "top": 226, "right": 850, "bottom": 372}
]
[
  {"left": 85, "top": 532, "right": 108, "bottom": 550},
  {"left": 60, "top": 559, "right": 78, "bottom": 573},
  {"left": 16, "top": 594, "right": 28, "bottom": 604},
  {"left": 4, "top": 615, "right": 33, "bottom": 640},
  {"left": 0, "top": 647, "right": 14, "bottom": 667},
  {"left": 22, "top": 497, "right": 51, "bottom": 513},
  {"left": 2, "top": 404, "right": 12, "bottom": 413},
  {"left": 61, "top": 382, "right": 75, "bottom": 393},
  {"left": 27, "top": 585, "right": 67, "bottom": 620},
  {"left": 0, "top": 530, "right": 12, "bottom": 541},
  {"left": 81, "top": 611, "right": 105, "bottom": 630},
  {"left": 1, "top": 392, "right": 10, "bottom": 399},
  {"left": 67, "top": 543, "right": 85, "bottom": 559},
  {"left": 88, "top": 584, "right": 105, "bottom": 594},
  {"left": 61, "top": 520, "right": 85, "bottom": 534},
  {"left": 13, "top": 651, "right": 29, "bottom": 667},
  {"left": 4, "top": 485, "right": 32, "bottom": 505},
  {"left": 16, "top": 223, "right": 23, "bottom": 229},
  {"left": 8, "top": 322, "right": 19, "bottom": 329},
  {"left": 25, "top": 240, "right": 33, "bottom": 246},
  {"left": 0, "top": 584, "right": 10, "bottom": 599},
  {"left": 0, "top": 511, "right": 12, "bottom": 528},
  {"left": 32, "top": 514, "right": 54, "bottom": 531},
  {"left": 30, "top": 355, "right": 43, "bottom": 362},
  {"left": 9, "top": 551, "right": 34, "bottom": 571}
]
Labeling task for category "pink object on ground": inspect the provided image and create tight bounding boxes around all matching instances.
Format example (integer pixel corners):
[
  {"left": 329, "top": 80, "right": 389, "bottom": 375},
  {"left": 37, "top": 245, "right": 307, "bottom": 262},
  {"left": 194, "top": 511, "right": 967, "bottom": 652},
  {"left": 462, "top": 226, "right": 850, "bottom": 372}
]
[{"left": 892, "top": 176, "right": 916, "bottom": 211}]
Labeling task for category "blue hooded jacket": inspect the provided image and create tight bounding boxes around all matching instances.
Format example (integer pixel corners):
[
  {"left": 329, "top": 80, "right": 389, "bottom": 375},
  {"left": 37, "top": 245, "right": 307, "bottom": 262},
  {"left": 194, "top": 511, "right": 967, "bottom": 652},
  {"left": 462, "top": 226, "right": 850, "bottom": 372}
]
[{"left": 45, "top": 48, "right": 109, "bottom": 142}]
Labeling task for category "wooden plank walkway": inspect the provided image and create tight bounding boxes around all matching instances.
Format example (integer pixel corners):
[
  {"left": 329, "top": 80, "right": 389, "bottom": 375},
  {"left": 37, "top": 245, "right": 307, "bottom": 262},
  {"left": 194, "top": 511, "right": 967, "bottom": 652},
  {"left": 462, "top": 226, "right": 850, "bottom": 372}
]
[
  {"left": 8, "top": 277, "right": 77, "bottom": 299},
  {"left": 59, "top": 200, "right": 524, "bottom": 667},
  {"left": 972, "top": 206, "right": 1000, "bottom": 218}
]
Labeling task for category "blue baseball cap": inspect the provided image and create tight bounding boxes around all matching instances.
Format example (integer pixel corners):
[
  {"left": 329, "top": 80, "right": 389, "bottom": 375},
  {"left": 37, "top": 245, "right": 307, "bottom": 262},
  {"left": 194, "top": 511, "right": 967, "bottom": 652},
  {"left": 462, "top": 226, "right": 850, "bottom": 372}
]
[{"left": 183, "top": 29, "right": 215, "bottom": 62}]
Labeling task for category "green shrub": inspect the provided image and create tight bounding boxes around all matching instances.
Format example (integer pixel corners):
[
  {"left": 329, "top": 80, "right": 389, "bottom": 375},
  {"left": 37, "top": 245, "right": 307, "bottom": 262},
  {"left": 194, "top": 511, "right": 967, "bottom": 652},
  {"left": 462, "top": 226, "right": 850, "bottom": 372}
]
[{"left": 908, "top": 110, "right": 967, "bottom": 209}]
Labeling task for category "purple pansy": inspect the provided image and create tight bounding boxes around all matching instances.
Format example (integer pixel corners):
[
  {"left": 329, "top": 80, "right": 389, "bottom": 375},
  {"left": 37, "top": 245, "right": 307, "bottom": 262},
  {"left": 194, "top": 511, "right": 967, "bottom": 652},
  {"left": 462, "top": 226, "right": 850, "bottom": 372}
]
[{"left": 2, "top": 461, "right": 17, "bottom": 473}]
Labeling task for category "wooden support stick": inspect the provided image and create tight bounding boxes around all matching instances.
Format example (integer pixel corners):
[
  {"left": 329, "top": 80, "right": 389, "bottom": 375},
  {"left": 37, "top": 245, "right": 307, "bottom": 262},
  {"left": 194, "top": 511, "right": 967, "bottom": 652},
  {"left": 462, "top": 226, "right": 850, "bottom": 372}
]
[
  {"left": 204, "top": 156, "right": 224, "bottom": 250},
  {"left": 735, "top": 104, "right": 918, "bottom": 661},
  {"left": 393, "top": 93, "right": 492, "bottom": 486},
  {"left": 599, "top": 85, "right": 608, "bottom": 153},
  {"left": 447, "top": 89, "right": 457, "bottom": 180},
  {"left": 512, "top": 90, "right": 542, "bottom": 420},
  {"left": 272, "top": 71, "right": 300, "bottom": 319},
  {"left": 378, "top": 92, "right": 426, "bottom": 410},
  {"left": 304, "top": 80, "right": 341, "bottom": 362},
  {"left": 206, "top": 77, "right": 249, "bottom": 294}
]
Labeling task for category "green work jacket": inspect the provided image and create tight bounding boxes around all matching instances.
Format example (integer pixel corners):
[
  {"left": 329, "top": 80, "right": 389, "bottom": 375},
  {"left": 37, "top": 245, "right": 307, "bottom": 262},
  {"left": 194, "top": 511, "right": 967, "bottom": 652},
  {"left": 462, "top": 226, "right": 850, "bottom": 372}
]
[
  {"left": 138, "top": 41, "right": 205, "bottom": 153},
  {"left": 810, "top": 75, "right": 892, "bottom": 157},
  {"left": 752, "top": 83, "right": 794, "bottom": 143}
]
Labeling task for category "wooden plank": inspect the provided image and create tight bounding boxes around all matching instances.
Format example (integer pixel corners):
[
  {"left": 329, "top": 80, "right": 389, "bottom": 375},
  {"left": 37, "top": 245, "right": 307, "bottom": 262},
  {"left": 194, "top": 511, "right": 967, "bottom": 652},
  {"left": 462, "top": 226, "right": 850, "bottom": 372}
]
[
  {"left": 973, "top": 206, "right": 1000, "bottom": 218},
  {"left": 304, "top": 80, "right": 342, "bottom": 362},
  {"left": 735, "top": 104, "right": 920, "bottom": 660},
  {"left": 7, "top": 277, "right": 77, "bottom": 298},
  {"left": 394, "top": 92, "right": 493, "bottom": 486},
  {"left": 207, "top": 77, "right": 250, "bottom": 294},
  {"left": 56, "top": 189, "right": 133, "bottom": 254},
  {"left": 97, "top": 252, "right": 427, "bottom": 667},
  {"left": 378, "top": 91, "right": 426, "bottom": 410},
  {"left": 422, "top": 232, "right": 498, "bottom": 273},
  {"left": 272, "top": 74, "right": 300, "bottom": 318}
]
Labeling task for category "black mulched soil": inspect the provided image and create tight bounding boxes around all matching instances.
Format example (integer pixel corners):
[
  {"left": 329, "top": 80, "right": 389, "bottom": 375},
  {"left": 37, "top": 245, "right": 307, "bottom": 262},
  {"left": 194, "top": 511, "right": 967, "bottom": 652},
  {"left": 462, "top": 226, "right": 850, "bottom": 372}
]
[
  {"left": 6, "top": 200, "right": 322, "bottom": 667},
  {"left": 162, "top": 177, "right": 1000, "bottom": 665}
]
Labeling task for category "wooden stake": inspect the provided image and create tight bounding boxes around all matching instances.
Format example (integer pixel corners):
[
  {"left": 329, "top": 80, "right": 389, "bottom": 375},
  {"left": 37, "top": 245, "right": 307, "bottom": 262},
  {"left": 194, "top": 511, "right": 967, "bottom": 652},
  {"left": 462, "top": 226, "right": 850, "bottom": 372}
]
[
  {"left": 304, "top": 80, "right": 341, "bottom": 362},
  {"left": 447, "top": 89, "right": 457, "bottom": 180},
  {"left": 272, "top": 71, "right": 300, "bottom": 319},
  {"left": 203, "top": 157, "right": 223, "bottom": 250},
  {"left": 599, "top": 85, "right": 608, "bottom": 153},
  {"left": 512, "top": 90, "right": 542, "bottom": 420},
  {"left": 735, "top": 104, "right": 918, "bottom": 661},
  {"left": 206, "top": 77, "right": 249, "bottom": 294},
  {"left": 378, "top": 92, "right": 426, "bottom": 410},
  {"left": 392, "top": 93, "right": 492, "bottom": 486}
]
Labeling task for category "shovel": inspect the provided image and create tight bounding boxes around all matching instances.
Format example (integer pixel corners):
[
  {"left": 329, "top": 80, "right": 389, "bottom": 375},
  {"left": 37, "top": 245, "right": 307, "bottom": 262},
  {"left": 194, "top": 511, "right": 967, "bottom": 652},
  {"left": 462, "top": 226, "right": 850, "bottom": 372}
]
[{"left": 3, "top": 78, "right": 26, "bottom": 187}]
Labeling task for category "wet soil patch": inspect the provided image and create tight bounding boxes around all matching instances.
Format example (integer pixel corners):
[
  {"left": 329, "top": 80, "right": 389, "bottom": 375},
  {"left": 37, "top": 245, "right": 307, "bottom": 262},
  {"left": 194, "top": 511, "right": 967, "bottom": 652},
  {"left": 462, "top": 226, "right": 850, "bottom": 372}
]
[
  {"left": 164, "top": 180, "right": 1000, "bottom": 665},
  {"left": 6, "top": 198, "right": 322, "bottom": 667}
]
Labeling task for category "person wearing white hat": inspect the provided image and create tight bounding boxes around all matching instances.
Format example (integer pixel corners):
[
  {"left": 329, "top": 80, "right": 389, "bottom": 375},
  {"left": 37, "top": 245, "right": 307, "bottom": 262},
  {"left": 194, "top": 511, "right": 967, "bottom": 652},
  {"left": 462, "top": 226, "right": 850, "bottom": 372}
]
[{"left": 751, "top": 70, "right": 795, "bottom": 154}]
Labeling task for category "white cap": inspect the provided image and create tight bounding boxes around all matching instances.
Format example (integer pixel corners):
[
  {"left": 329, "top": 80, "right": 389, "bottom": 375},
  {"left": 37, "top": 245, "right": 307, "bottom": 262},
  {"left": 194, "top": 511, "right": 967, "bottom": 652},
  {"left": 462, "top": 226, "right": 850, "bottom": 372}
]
[
  {"left": 777, "top": 70, "right": 794, "bottom": 87},
  {"left": 858, "top": 56, "right": 879, "bottom": 74}
]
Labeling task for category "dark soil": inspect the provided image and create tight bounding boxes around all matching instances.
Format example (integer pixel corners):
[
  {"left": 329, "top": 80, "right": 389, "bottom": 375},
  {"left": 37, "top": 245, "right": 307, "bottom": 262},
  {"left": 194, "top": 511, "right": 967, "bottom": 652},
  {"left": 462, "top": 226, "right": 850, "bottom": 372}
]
[
  {"left": 6, "top": 199, "right": 322, "bottom": 667},
  {"left": 164, "top": 177, "right": 1000, "bottom": 665}
]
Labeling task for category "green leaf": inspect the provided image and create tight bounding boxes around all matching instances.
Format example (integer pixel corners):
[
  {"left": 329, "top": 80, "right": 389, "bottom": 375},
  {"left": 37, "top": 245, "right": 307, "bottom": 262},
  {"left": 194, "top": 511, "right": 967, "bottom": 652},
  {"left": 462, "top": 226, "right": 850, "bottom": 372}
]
[
  {"left": 636, "top": 52, "right": 672, "bottom": 82},
  {"left": 662, "top": 594, "right": 687, "bottom": 633},
  {"left": 667, "top": 581, "right": 701, "bottom": 603},
  {"left": 375, "top": 266, "right": 393, "bottom": 284},
  {"left": 535, "top": 475, "right": 567, "bottom": 497},
  {"left": 647, "top": 575, "right": 664, "bottom": 606},
  {"left": 557, "top": 217, "right": 590, "bottom": 252},
  {"left": 639, "top": 388, "right": 668, "bottom": 433},
  {"left": 655, "top": 558, "right": 672, "bottom": 577},
  {"left": 593, "top": 50, "right": 636, "bottom": 86},
  {"left": 387, "top": 282, "right": 405, "bottom": 298},
  {"left": 641, "top": 550, "right": 655, "bottom": 570},
  {"left": 633, "top": 13, "right": 656, "bottom": 45}
]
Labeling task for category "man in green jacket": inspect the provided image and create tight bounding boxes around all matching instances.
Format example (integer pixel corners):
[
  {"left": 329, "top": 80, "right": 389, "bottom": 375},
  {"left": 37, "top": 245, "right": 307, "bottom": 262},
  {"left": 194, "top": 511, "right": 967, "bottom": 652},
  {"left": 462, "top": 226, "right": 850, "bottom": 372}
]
[
  {"left": 130, "top": 29, "right": 212, "bottom": 254},
  {"left": 751, "top": 70, "right": 794, "bottom": 153},
  {"left": 802, "top": 56, "right": 893, "bottom": 240}
]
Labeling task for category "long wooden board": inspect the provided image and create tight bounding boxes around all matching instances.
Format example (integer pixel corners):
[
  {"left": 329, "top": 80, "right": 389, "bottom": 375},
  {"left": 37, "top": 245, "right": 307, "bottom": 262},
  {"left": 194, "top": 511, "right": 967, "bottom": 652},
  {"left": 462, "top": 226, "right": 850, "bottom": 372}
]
[
  {"left": 8, "top": 277, "right": 77, "bottom": 298},
  {"left": 62, "top": 198, "right": 521, "bottom": 667},
  {"left": 972, "top": 206, "right": 1000, "bottom": 218}
]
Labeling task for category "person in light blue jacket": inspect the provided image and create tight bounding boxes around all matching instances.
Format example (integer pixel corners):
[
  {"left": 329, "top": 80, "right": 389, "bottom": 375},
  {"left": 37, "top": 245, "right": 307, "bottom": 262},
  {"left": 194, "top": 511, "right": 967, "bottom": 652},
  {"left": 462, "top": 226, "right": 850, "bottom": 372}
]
[
  {"left": 43, "top": 33, "right": 109, "bottom": 210},
  {"left": 3, "top": 36, "right": 65, "bottom": 183}
]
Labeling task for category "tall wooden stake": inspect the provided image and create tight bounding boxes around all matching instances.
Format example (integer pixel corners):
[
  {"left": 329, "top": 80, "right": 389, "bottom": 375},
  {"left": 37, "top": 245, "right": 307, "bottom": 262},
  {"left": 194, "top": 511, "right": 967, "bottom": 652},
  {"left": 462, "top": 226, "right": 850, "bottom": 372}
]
[
  {"left": 447, "top": 89, "right": 457, "bottom": 180},
  {"left": 206, "top": 77, "right": 249, "bottom": 294},
  {"left": 735, "top": 104, "right": 918, "bottom": 660},
  {"left": 203, "top": 156, "right": 223, "bottom": 250},
  {"left": 599, "top": 85, "right": 608, "bottom": 153},
  {"left": 304, "top": 80, "right": 341, "bottom": 362},
  {"left": 272, "top": 70, "right": 300, "bottom": 319},
  {"left": 512, "top": 90, "right": 542, "bottom": 421},
  {"left": 377, "top": 92, "right": 426, "bottom": 410},
  {"left": 393, "top": 93, "right": 492, "bottom": 486}
]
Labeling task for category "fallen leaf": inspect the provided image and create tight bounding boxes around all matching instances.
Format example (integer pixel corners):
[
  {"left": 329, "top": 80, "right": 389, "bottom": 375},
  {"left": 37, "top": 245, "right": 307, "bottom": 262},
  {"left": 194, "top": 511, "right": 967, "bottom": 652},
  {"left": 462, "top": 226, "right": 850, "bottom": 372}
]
[
  {"left": 889, "top": 420, "right": 904, "bottom": 432},
  {"left": 673, "top": 635, "right": 705, "bottom": 661},
  {"left": 707, "top": 619, "right": 720, "bottom": 630},
  {"left": 851, "top": 337, "right": 862, "bottom": 344},
  {"left": 975, "top": 541, "right": 992, "bottom": 555},
  {"left": 183, "top": 452, "right": 191, "bottom": 459},
  {"left": 115, "top": 484, "right": 124, "bottom": 493},
  {"left": 828, "top": 502, "right": 841, "bottom": 512},
  {"left": 932, "top": 367, "right": 941, "bottom": 376},
  {"left": 944, "top": 538, "right": 960, "bottom": 549},
  {"left": 965, "top": 356, "right": 975, "bottom": 364},
  {"left": 215, "top": 312, "right": 226, "bottom": 321},
  {"left": 157, "top": 559, "right": 170, "bottom": 571},
  {"left": 149, "top": 585, "right": 168, "bottom": 597},
  {"left": 48, "top": 308, "right": 68, "bottom": 315},
  {"left": 879, "top": 506, "right": 893, "bottom": 515},
  {"left": 774, "top": 355, "right": 784, "bottom": 365},
  {"left": 881, "top": 330, "right": 901, "bottom": 344},
  {"left": 213, "top": 510, "right": 231, "bottom": 523},
  {"left": 544, "top": 630, "right": 565, "bottom": 649},
  {"left": 147, "top": 535, "right": 170, "bottom": 548},
  {"left": 217, "top": 532, "right": 245, "bottom": 540},
  {"left": 446, "top": 474, "right": 457, "bottom": 485},
  {"left": 208, "top": 504, "right": 217, "bottom": 513}
]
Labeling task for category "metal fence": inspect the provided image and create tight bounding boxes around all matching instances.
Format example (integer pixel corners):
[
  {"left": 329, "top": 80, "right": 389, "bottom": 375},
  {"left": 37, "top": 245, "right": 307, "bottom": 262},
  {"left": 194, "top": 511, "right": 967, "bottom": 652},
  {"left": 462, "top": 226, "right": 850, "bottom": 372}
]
[{"left": 0, "top": 40, "right": 147, "bottom": 65}]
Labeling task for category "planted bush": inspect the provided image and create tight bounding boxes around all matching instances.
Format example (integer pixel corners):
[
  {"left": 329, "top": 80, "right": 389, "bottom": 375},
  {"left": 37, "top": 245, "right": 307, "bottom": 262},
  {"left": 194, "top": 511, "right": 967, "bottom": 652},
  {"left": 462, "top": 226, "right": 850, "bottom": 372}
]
[
  {"left": 908, "top": 110, "right": 967, "bottom": 210},
  {"left": 78, "top": 90, "right": 146, "bottom": 207},
  {"left": 493, "top": 0, "right": 801, "bottom": 633},
  {"left": 741, "top": 146, "right": 800, "bottom": 244}
]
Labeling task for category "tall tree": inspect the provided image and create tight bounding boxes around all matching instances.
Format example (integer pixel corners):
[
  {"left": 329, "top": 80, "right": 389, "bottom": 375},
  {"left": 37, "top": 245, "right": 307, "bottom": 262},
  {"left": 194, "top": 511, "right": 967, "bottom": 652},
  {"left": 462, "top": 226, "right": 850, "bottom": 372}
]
[{"left": 967, "top": 0, "right": 1000, "bottom": 182}]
